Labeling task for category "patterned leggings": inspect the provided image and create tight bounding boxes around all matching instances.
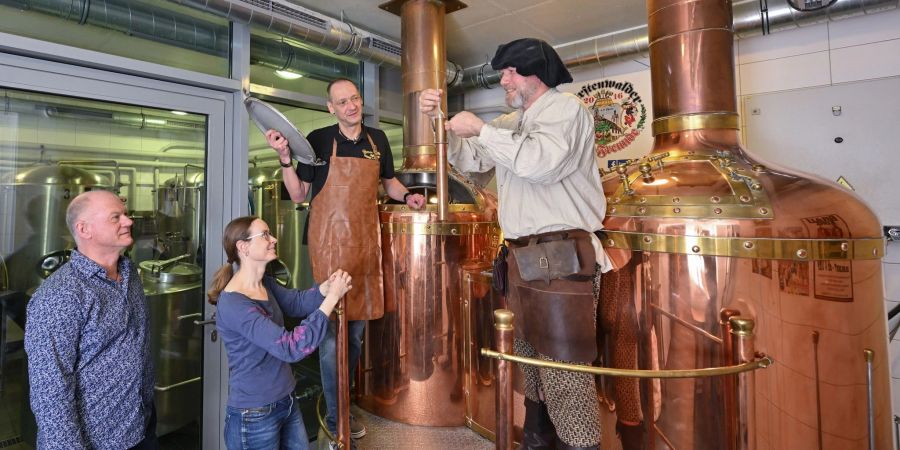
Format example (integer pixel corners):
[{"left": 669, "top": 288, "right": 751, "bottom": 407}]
[
  {"left": 599, "top": 261, "right": 643, "bottom": 424},
  {"left": 514, "top": 265, "right": 602, "bottom": 448}
]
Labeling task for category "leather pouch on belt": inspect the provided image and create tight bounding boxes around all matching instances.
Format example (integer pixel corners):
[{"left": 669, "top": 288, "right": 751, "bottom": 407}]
[{"left": 509, "top": 238, "right": 580, "bottom": 284}]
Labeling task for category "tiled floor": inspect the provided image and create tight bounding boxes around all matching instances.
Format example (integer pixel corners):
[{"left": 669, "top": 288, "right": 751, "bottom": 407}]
[{"left": 309, "top": 405, "right": 494, "bottom": 450}]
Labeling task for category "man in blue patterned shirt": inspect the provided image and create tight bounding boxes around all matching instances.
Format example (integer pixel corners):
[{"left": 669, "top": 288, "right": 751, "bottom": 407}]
[{"left": 24, "top": 190, "right": 157, "bottom": 450}]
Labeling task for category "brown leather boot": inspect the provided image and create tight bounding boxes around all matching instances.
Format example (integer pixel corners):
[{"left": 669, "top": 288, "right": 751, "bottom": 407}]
[
  {"left": 616, "top": 421, "right": 646, "bottom": 450},
  {"left": 519, "top": 399, "right": 556, "bottom": 450}
]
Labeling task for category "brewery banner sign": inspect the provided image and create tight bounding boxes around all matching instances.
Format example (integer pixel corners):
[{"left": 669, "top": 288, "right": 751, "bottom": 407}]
[{"left": 562, "top": 70, "right": 653, "bottom": 167}]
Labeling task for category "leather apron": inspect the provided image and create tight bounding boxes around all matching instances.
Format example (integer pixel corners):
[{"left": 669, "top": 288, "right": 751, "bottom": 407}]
[
  {"left": 506, "top": 229, "right": 597, "bottom": 363},
  {"left": 308, "top": 137, "right": 384, "bottom": 321}
]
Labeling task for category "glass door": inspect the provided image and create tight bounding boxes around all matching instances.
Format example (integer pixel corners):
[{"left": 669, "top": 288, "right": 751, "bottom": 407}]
[{"left": 0, "top": 53, "right": 234, "bottom": 449}]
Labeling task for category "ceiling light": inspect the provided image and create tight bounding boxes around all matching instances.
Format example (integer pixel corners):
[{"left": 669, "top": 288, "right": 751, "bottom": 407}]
[
  {"left": 171, "top": 110, "right": 188, "bottom": 116},
  {"left": 275, "top": 70, "right": 304, "bottom": 80}
]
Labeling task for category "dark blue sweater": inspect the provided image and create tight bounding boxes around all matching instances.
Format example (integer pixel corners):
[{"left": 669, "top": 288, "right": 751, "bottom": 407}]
[{"left": 216, "top": 276, "right": 327, "bottom": 408}]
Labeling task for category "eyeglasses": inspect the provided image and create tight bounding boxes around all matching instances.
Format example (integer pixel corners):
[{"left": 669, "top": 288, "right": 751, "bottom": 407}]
[
  {"left": 333, "top": 95, "right": 362, "bottom": 108},
  {"left": 244, "top": 230, "right": 274, "bottom": 242}
]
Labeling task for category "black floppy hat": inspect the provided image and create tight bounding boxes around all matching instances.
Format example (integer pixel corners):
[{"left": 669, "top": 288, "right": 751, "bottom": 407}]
[{"left": 490, "top": 38, "right": 573, "bottom": 87}]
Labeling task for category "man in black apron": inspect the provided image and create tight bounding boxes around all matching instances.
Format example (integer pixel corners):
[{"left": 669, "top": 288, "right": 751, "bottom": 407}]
[{"left": 267, "top": 78, "right": 425, "bottom": 448}]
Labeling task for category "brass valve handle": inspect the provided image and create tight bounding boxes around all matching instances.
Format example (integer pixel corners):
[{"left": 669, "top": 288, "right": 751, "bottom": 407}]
[
  {"left": 600, "top": 152, "right": 671, "bottom": 196},
  {"left": 599, "top": 151, "right": 670, "bottom": 177}
]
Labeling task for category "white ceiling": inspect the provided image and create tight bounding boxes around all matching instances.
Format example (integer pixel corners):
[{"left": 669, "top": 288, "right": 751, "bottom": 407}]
[{"left": 286, "top": 0, "right": 649, "bottom": 68}]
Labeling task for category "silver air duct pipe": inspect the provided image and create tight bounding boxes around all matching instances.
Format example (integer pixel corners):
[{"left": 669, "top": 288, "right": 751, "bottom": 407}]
[
  {"left": 166, "top": 0, "right": 468, "bottom": 84},
  {"left": 2, "top": 91, "right": 206, "bottom": 131},
  {"left": 1, "top": 0, "right": 228, "bottom": 54},
  {"left": 451, "top": 0, "right": 898, "bottom": 90},
  {"left": 169, "top": 0, "right": 403, "bottom": 67},
  {"left": 0, "top": 0, "right": 359, "bottom": 81},
  {"left": 248, "top": 40, "right": 359, "bottom": 81}
]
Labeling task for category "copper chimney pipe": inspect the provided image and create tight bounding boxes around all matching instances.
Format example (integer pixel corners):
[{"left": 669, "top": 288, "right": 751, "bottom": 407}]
[
  {"left": 384, "top": 0, "right": 449, "bottom": 170},
  {"left": 647, "top": 0, "right": 740, "bottom": 139},
  {"left": 385, "top": 0, "right": 458, "bottom": 219},
  {"left": 596, "top": 0, "right": 891, "bottom": 448}
]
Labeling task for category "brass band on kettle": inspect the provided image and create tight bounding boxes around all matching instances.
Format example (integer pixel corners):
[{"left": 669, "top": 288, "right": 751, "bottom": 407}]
[
  {"left": 651, "top": 112, "right": 740, "bottom": 136},
  {"left": 480, "top": 348, "right": 773, "bottom": 379},
  {"left": 606, "top": 203, "right": 773, "bottom": 219},
  {"left": 602, "top": 230, "right": 885, "bottom": 260},
  {"left": 381, "top": 221, "right": 500, "bottom": 236},
  {"left": 380, "top": 203, "right": 483, "bottom": 213},
  {"left": 404, "top": 144, "right": 437, "bottom": 156}
]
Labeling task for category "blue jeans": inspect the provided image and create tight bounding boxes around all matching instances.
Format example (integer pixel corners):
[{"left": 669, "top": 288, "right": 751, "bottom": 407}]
[
  {"left": 319, "top": 319, "right": 366, "bottom": 435},
  {"left": 224, "top": 394, "right": 307, "bottom": 450}
]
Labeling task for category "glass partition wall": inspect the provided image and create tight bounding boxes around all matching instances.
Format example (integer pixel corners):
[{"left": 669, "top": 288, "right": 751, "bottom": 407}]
[{"left": 0, "top": 87, "right": 208, "bottom": 449}]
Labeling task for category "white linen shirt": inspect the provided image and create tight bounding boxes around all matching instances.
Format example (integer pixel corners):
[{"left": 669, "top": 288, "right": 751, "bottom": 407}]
[{"left": 447, "top": 88, "right": 612, "bottom": 271}]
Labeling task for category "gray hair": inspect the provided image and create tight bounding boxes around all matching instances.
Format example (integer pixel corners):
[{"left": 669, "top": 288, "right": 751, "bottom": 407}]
[{"left": 65, "top": 190, "right": 116, "bottom": 238}]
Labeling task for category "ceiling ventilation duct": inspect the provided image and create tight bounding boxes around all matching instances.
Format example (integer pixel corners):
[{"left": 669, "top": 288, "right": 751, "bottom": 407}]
[
  {"left": 451, "top": 0, "right": 898, "bottom": 90},
  {"left": 0, "top": 0, "right": 360, "bottom": 81}
]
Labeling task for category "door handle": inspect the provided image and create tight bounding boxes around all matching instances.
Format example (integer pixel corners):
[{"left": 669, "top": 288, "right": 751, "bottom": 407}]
[{"left": 193, "top": 312, "right": 216, "bottom": 326}]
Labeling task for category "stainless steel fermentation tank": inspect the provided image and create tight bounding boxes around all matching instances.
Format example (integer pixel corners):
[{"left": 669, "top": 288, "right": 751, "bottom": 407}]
[
  {"left": 0, "top": 164, "right": 111, "bottom": 295},
  {"left": 155, "top": 167, "right": 204, "bottom": 263},
  {"left": 139, "top": 256, "right": 203, "bottom": 436},
  {"left": 147, "top": 166, "right": 209, "bottom": 435},
  {"left": 359, "top": 0, "right": 503, "bottom": 428},
  {"left": 248, "top": 165, "right": 312, "bottom": 288},
  {"left": 594, "top": 0, "right": 892, "bottom": 448}
]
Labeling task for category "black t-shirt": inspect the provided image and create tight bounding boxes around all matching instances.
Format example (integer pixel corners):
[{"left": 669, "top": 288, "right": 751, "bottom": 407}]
[
  {"left": 296, "top": 123, "right": 395, "bottom": 201},
  {"left": 295, "top": 123, "right": 395, "bottom": 244}
]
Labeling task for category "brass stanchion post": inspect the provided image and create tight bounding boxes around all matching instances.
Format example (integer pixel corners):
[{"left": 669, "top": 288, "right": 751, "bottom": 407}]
[
  {"left": 434, "top": 112, "right": 448, "bottom": 221},
  {"left": 720, "top": 309, "right": 741, "bottom": 450},
  {"left": 729, "top": 316, "right": 755, "bottom": 450},
  {"left": 493, "top": 309, "right": 514, "bottom": 450},
  {"left": 336, "top": 299, "right": 350, "bottom": 450}
]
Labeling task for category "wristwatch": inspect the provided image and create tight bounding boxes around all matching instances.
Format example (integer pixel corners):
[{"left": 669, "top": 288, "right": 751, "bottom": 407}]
[
  {"left": 403, "top": 192, "right": 413, "bottom": 203},
  {"left": 280, "top": 160, "right": 293, "bottom": 168}
]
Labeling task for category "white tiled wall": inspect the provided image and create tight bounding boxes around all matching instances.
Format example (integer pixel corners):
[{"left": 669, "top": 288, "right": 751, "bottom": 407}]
[
  {"left": 738, "top": 51, "right": 832, "bottom": 94},
  {"left": 734, "top": 7, "right": 900, "bottom": 95},
  {"left": 831, "top": 38, "right": 900, "bottom": 83}
]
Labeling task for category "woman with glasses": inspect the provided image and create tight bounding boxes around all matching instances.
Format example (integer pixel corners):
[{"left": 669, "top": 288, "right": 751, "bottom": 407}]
[{"left": 207, "top": 216, "right": 351, "bottom": 449}]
